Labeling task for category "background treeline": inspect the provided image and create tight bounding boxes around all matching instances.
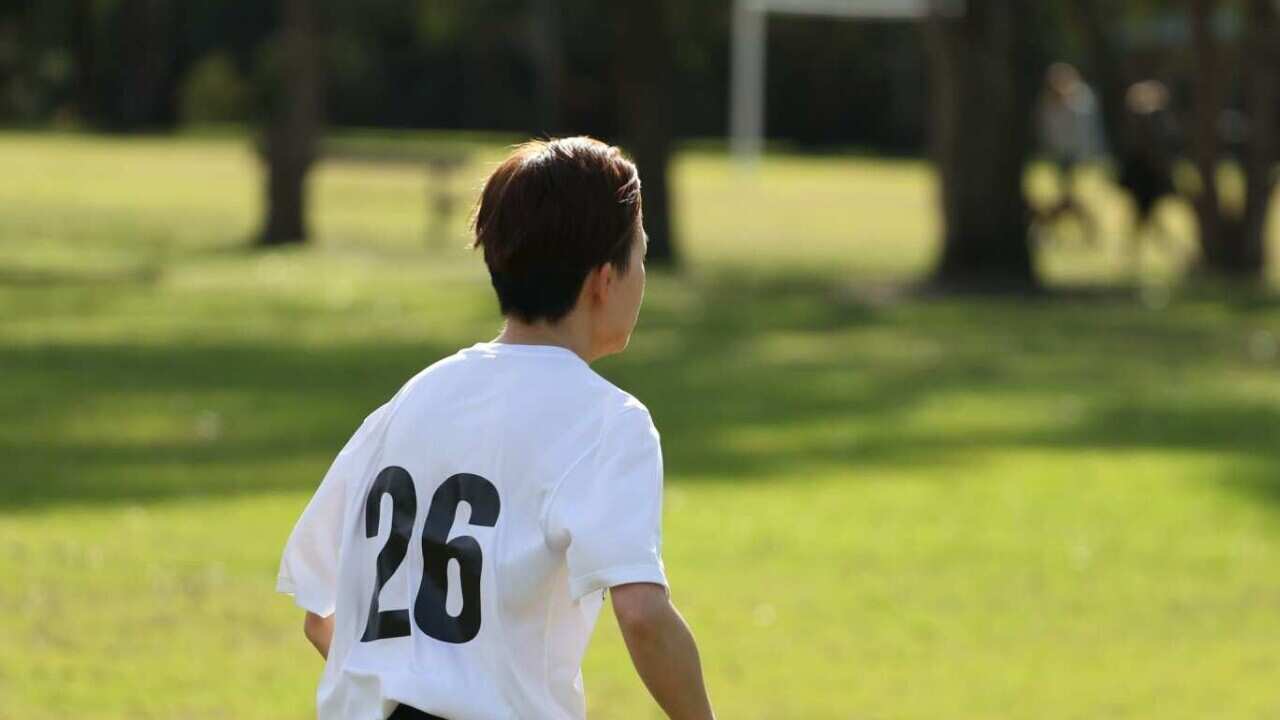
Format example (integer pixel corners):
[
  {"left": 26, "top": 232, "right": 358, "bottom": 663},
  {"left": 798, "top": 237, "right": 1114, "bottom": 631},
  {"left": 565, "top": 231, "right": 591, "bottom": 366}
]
[{"left": 3, "top": 0, "right": 977, "bottom": 152}]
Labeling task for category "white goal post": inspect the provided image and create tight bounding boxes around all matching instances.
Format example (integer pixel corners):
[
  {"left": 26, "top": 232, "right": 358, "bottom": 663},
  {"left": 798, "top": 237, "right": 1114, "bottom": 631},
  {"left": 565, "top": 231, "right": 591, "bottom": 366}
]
[{"left": 729, "top": 0, "right": 965, "bottom": 166}]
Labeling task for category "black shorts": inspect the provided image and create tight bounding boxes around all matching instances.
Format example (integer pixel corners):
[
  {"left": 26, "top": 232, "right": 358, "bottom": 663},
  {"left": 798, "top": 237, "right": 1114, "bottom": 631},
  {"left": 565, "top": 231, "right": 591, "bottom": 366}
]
[{"left": 388, "top": 705, "right": 447, "bottom": 720}]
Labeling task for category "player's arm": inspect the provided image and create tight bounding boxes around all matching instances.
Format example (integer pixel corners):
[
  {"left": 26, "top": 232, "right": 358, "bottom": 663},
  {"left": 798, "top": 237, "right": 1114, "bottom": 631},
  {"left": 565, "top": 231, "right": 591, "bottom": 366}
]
[
  {"left": 279, "top": 402, "right": 394, "bottom": 661},
  {"left": 611, "top": 582, "right": 715, "bottom": 720},
  {"left": 304, "top": 611, "right": 335, "bottom": 659}
]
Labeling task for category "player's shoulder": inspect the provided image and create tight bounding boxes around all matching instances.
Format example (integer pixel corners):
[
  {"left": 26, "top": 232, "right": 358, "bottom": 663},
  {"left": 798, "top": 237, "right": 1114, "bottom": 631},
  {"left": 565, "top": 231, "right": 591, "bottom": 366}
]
[
  {"left": 554, "top": 364, "right": 663, "bottom": 454},
  {"left": 389, "top": 344, "right": 487, "bottom": 399},
  {"left": 592, "top": 383, "right": 659, "bottom": 448},
  {"left": 416, "top": 343, "right": 481, "bottom": 378},
  {"left": 340, "top": 346, "right": 496, "bottom": 448},
  {"left": 606, "top": 386, "right": 652, "bottom": 422},
  {"left": 577, "top": 365, "right": 650, "bottom": 419},
  {"left": 354, "top": 350, "right": 464, "bottom": 423}
]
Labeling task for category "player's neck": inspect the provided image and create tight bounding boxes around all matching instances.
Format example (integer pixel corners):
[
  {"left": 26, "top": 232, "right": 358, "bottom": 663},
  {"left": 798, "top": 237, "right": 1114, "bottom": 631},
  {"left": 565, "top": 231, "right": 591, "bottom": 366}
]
[{"left": 494, "top": 316, "right": 595, "bottom": 363}]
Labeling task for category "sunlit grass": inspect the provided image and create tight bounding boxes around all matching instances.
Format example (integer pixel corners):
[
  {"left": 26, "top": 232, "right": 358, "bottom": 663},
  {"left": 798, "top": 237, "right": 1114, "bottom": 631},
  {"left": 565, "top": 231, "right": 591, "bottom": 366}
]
[{"left": 1, "top": 132, "right": 1279, "bottom": 719}]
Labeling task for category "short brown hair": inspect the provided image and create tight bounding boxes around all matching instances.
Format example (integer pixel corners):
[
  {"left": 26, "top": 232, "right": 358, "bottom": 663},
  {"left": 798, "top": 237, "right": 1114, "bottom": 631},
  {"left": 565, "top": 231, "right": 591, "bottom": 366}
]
[{"left": 472, "top": 136, "right": 643, "bottom": 324}]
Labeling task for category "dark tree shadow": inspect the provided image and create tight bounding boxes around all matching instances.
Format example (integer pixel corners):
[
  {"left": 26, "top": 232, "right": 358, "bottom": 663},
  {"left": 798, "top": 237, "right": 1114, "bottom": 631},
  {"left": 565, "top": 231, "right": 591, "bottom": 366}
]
[{"left": 3, "top": 271, "right": 1278, "bottom": 513}]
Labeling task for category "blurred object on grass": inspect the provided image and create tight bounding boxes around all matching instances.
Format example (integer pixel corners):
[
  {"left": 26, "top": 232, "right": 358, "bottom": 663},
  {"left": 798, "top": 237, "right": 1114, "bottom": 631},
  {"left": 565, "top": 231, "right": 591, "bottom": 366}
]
[{"left": 322, "top": 137, "right": 470, "bottom": 249}]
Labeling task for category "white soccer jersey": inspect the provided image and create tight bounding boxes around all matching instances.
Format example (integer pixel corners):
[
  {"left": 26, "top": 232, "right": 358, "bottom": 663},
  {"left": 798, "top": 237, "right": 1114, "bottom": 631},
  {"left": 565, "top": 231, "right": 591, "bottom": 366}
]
[{"left": 277, "top": 341, "right": 668, "bottom": 720}]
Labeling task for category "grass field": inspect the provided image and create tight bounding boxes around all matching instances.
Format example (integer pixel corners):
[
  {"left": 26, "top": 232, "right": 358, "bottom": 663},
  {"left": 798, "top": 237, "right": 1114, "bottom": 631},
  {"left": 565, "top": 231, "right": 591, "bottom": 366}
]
[{"left": 2, "top": 131, "right": 1280, "bottom": 719}]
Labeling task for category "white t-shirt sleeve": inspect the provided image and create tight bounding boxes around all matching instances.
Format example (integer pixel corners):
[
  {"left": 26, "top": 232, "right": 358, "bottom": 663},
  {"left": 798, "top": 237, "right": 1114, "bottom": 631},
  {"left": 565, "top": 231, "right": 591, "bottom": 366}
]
[
  {"left": 548, "top": 406, "right": 668, "bottom": 602},
  {"left": 276, "top": 402, "right": 389, "bottom": 616}
]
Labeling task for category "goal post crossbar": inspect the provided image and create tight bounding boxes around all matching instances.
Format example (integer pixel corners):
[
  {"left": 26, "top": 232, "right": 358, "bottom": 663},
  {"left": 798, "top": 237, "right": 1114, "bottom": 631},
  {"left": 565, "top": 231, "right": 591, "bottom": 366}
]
[
  {"left": 746, "top": 0, "right": 941, "bottom": 19},
  {"left": 729, "top": 0, "right": 964, "bottom": 165}
]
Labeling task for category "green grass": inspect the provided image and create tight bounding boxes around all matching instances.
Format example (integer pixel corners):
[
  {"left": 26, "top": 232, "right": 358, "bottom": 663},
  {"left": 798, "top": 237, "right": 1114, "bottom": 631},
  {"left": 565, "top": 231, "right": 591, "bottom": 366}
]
[{"left": 2, "top": 131, "right": 1280, "bottom": 719}]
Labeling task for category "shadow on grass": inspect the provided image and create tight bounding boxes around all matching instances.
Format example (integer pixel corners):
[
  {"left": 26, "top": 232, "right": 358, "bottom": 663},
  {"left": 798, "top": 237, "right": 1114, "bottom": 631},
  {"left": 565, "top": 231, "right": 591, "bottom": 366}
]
[
  {"left": 0, "top": 266, "right": 163, "bottom": 287},
  {"left": 2, "top": 271, "right": 1278, "bottom": 512}
]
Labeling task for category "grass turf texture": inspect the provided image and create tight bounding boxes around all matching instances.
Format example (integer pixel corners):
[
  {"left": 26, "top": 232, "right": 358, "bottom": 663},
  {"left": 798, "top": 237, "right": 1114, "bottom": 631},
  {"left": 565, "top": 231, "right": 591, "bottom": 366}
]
[{"left": 2, "top": 131, "right": 1280, "bottom": 719}]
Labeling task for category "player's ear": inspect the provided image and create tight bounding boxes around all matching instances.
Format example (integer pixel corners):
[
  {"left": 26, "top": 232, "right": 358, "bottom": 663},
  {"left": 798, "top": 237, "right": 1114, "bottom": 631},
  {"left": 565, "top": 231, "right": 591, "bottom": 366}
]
[{"left": 584, "top": 262, "right": 614, "bottom": 308}]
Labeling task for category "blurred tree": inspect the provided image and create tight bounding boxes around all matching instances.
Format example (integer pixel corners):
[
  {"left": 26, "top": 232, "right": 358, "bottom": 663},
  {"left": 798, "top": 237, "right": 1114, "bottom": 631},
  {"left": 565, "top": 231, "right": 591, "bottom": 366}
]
[
  {"left": 70, "top": 0, "right": 96, "bottom": 123},
  {"left": 0, "top": 1, "right": 78, "bottom": 124},
  {"left": 924, "top": 1, "right": 1042, "bottom": 291},
  {"left": 258, "top": 0, "right": 322, "bottom": 246},
  {"left": 115, "top": 0, "right": 180, "bottom": 129},
  {"left": 1187, "top": 0, "right": 1277, "bottom": 279},
  {"left": 180, "top": 52, "right": 250, "bottom": 125},
  {"left": 768, "top": 16, "right": 926, "bottom": 152},
  {"left": 524, "top": 0, "right": 565, "bottom": 135},
  {"left": 1064, "top": 0, "right": 1128, "bottom": 153},
  {"left": 8, "top": 0, "right": 988, "bottom": 155},
  {"left": 612, "top": 0, "right": 678, "bottom": 266}
]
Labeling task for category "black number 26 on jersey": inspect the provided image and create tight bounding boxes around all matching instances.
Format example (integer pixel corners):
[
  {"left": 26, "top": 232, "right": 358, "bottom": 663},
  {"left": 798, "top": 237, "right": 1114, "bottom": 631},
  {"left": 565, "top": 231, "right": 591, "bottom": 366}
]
[{"left": 361, "top": 467, "right": 501, "bottom": 644}]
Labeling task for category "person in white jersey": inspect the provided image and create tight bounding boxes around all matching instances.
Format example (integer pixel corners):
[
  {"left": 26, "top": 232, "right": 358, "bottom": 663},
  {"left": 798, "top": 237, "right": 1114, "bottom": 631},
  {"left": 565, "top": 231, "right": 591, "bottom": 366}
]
[{"left": 277, "top": 136, "right": 716, "bottom": 720}]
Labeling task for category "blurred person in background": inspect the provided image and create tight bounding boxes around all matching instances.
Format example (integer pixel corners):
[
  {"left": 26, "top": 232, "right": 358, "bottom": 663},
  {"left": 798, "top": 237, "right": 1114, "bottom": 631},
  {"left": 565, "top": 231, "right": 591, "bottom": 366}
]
[
  {"left": 1116, "top": 79, "right": 1181, "bottom": 274},
  {"left": 1035, "top": 62, "right": 1106, "bottom": 246}
]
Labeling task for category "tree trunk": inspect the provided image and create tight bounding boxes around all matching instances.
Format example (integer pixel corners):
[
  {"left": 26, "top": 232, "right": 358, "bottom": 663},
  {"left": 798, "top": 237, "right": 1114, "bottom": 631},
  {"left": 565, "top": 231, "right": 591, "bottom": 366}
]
[
  {"left": 1188, "top": 0, "right": 1227, "bottom": 267},
  {"left": 525, "top": 0, "right": 565, "bottom": 136},
  {"left": 1065, "top": 0, "right": 1127, "bottom": 156},
  {"left": 71, "top": 0, "right": 97, "bottom": 125},
  {"left": 259, "top": 0, "right": 322, "bottom": 247},
  {"left": 116, "top": 0, "right": 177, "bottom": 130},
  {"left": 1188, "top": 0, "right": 1276, "bottom": 278},
  {"left": 924, "top": 1, "right": 1039, "bottom": 291},
  {"left": 612, "top": 0, "right": 678, "bottom": 267},
  {"left": 1237, "top": 0, "right": 1278, "bottom": 274}
]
